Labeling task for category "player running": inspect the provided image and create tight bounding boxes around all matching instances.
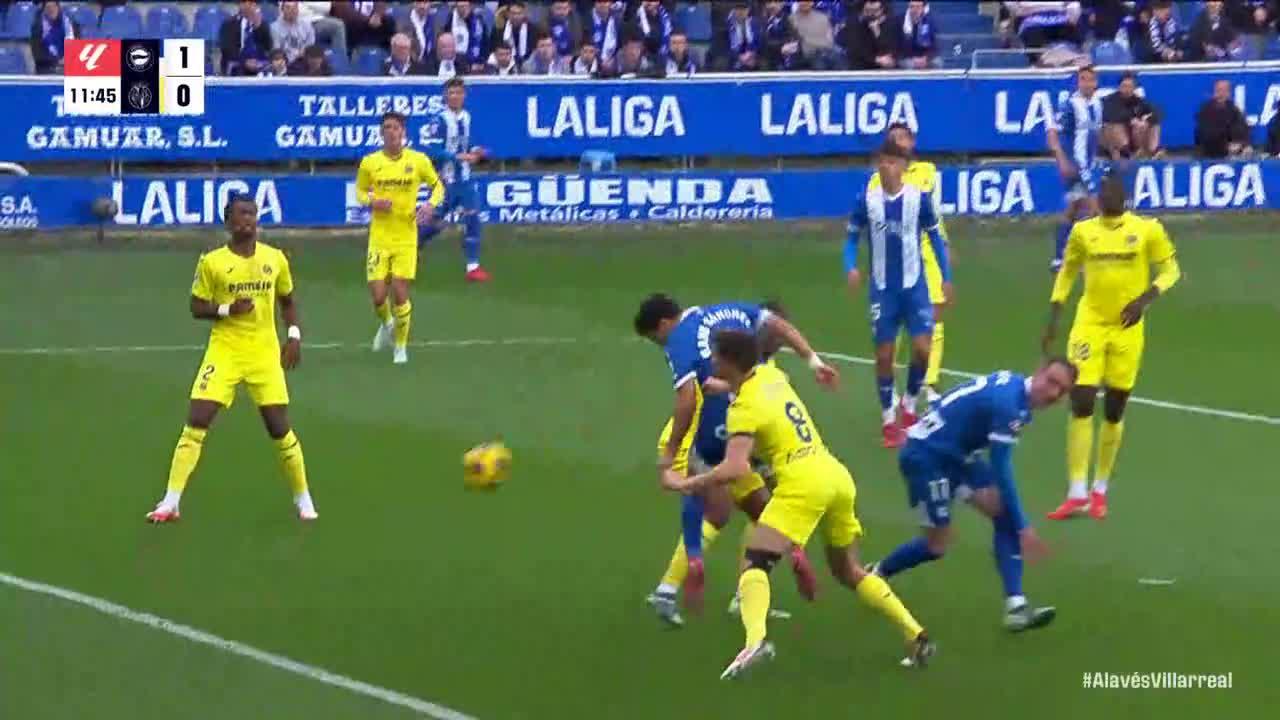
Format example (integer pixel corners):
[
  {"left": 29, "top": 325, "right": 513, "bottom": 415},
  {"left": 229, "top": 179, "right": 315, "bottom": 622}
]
[
  {"left": 880, "top": 122, "right": 952, "bottom": 405},
  {"left": 671, "top": 330, "right": 933, "bottom": 678},
  {"left": 418, "top": 77, "right": 491, "bottom": 283},
  {"left": 146, "top": 194, "right": 316, "bottom": 523},
  {"left": 872, "top": 359, "right": 1077, "bottom": 631},
  {"left": 634, "top": 294, "right": 839, "bottom": 625},
  {"left": 356, "top": 111, "right": 445, "bottom": 365},
  {"left": 846, "top": 141, "right": 952, "bottom": 448},
  {"left": 1043, "top": 175, "right": 1181, "bottom": 521},
  {"left": 1047, "top": 64, "right": 1105, "bottom": 273}
]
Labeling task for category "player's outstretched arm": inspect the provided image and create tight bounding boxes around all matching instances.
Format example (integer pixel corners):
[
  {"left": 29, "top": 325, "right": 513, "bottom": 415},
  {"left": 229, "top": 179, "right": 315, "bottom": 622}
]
[
  {"left": 764, "top": 314, "right": 839, "bottom": 390},
  {"left": 676, "top": 435, "right": 754, "bottom": 494},
  {"left": 278, "top": 293, "right": 302, "bottom": 370}
]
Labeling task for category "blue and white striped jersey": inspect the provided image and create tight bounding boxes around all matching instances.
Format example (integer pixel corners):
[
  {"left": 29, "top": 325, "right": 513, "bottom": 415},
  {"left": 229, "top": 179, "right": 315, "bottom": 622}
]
[
  {"left": 846, "top": 183, "right": 941, "bottom": 293},
  {"left": 421, "top": 107, "right": 473, "bottom": 184},
  {"left": 1051, "top": 91, "right": 1103, "bottom": 173}
]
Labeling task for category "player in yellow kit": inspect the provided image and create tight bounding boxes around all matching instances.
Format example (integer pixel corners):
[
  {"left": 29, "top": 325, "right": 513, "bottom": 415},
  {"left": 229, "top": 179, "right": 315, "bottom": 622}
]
[
  {"left": 671, "top": 330, "right": 933, "bottom": 678},
  {"left": 876, "top": 122, "right": 952, "bottom": 412},
  {"left": 1042, "top": 175, "right": 1180, "bottom": 521},
  {"left": 146, "top": 194, "right": 316, "bottom": 523},
  {"left": 356, "top": 111, "right": 445, "bottom": 365}
]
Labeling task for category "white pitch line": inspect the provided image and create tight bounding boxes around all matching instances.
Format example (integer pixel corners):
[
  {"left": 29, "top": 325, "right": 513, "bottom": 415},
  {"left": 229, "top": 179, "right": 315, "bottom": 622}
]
[
  {"left": 1138, "top": 578, "right": 1177, "bottom": 586},
  {"left": 0, "top": 572, "right": 476, "bottom": 720},
  {"left": 819, "top": 350, "right": 1280, "bottom": 427},
  {"left": 0, "top": 337, "right": 1276, "bottom": 426}
]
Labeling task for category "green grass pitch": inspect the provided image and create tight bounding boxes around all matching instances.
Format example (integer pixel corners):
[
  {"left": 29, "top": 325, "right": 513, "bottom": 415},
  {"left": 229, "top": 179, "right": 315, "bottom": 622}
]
[{"left": 2, "top": 215, "right": 1278, "bottom": 719}]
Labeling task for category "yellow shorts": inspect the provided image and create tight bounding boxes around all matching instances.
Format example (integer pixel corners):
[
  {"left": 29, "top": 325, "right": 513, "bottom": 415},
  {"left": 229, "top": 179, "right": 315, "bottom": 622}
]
[
  {"left": 190, "top": 346, "right": 289, "bottom": 408},
  {"left": 366, "top": 245, "right": 418, "bottom": 282},
  {"left": 922, "top": 239, "right": 946, "bottom": 306},
  {"left": 759, "top": 458, "right": 863, "bottom": 548},
  {"left": 1067, "top": 320, "right": 1145, "bottom": 391},
  {"left": 656, "top": 417, "right": 696, "bottom": 474},
  {"left": 656, "top": 416, "right": 764, "bottom": 503}
]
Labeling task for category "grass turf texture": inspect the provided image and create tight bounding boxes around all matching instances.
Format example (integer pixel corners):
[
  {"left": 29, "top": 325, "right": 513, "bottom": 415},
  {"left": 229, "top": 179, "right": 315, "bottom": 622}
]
[{"left": 2, "top": 216, "right": 1277, "bottom": 719}]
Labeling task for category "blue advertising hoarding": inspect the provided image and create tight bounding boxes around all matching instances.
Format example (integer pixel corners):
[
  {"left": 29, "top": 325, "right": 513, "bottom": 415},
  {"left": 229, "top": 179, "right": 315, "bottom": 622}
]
[
  {"left": 2, "top": 64, "right": 1277, "bottom": 162},
  {"left": 4, "top": 160, "right": 1274, "bottom": 229}
]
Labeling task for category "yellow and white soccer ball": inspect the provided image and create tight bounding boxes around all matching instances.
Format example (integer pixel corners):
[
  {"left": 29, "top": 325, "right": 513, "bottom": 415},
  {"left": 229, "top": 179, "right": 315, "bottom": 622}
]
[{"left": 463, "top": 442, "right": 511, "bottom": 491}]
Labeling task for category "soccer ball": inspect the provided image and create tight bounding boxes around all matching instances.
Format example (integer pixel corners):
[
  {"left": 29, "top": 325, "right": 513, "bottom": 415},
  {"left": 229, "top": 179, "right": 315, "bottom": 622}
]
[{"left": 462, "top": 442, "right": 511, "bottom": 491}]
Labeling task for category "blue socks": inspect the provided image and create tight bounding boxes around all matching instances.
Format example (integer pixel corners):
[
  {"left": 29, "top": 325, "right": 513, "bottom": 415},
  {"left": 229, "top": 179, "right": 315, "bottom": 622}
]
[
  {"left": 680, "top": 493, "right": 705, "bottom": 560},
  {"left": 1052, "top": 222, "right": 1072, "bottom": 269},
  {"left": 463, "top": 213, "right": 482, "bottom": 269},
  {"left": 418, "top": 223, "right": 442, "bottom": 249},
  {"left": 877, "top": 375, "right": 894, "bottom": 412},
  {"left": 992, "top": 511, "right": 1024, "bottom": 598},
  {"left": 906, "top": 362, "right": 925, "bottom": 400},
  {"left": 877, "top": 537, "right": 941, "bottom": 578}
]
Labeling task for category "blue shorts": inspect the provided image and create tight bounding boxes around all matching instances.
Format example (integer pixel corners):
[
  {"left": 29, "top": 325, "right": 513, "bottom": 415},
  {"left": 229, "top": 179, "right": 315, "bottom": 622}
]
[
  {"left": 870, "top": 286, "right": 934, "bottom": 345},
  {"left": 438, "top": 180, "right": 480, "bottom": 215},
  {"left": 692, "top": 394, "right": 730, "bottom": 466},
  {"left": 900, "top": 442, "right": 994, "bottom": 528}
]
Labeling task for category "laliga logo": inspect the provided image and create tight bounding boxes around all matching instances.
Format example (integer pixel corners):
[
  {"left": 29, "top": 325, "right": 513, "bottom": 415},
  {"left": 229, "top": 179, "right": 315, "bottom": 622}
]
[{"left": 78, "top": 42, "right": 109, "bottom": 71}]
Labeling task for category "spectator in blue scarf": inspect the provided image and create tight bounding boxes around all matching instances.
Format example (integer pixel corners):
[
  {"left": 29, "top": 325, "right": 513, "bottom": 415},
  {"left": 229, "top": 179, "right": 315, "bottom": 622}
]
[
  {"left": 712, "top": 2, "right": 763, "bottom": 71},
  {"left": 629, "top": 0, "right": 672, "bottom": 59},
  {"left": 547, "top": 0, "right": 583, "bottom": 58},
  {"left": 898, "top": 0, "right": 942, "bottom": 69},
  {"left": 31, "top": 1, "right": 80, "bottom": 75}
]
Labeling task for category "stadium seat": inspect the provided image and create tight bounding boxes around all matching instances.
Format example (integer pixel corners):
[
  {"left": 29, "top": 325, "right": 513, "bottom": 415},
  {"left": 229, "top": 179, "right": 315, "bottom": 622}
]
[
  {"left": 938, "top": 14, "right": 993, "bottom": 34},
  {"left": 144, "top": 4, "right": 189, "bottom": 39},
  {"left": 387, "top": 3, "right": 411, "bottom": 28},
  {"left": 580, "top": 150, "right": 617, "bottom": 172},
  {"left": 259, "top": 3, "right": 279, "bottom": 26},
  {"left": 0, "top": 45, "right": 30, "bottom": 73},
  {"left": 676, "top": 3, "right": 713, "bottom": 43},
  {"left": 0, "top": 2, "right": 36, "bottom": 41},
  {"left": 1091, "top": 40, "right": 1132, "bottom": 66},
  {"left": 324, "top": 47, "right": 351, "bottom": 75},
  {"left": 972, "top": 51, "right": 1031, "bottom": 69},
  {"left": 352, "top": 45, "right": 387, "bottom": 76},
  {"left": 1264, "top": 35, "right": 1280, "bottom": 60},
  {"left": 193, "top": 5, "right": 230, "bottom": 45},
  {"left": 98, "top": 5, "right": 144, "bottom": 38},
  {"left": 63, "top": 4, "right": 99, "bottom": 33},
  {"left": 938, "top": 33, "right": 1001, "bottom": 68}
]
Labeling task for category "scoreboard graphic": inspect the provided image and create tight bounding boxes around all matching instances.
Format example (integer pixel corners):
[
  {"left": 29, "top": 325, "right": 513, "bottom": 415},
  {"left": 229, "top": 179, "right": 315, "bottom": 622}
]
[{"left": 63, "top": 39, "right": 204, "bottom": 116}]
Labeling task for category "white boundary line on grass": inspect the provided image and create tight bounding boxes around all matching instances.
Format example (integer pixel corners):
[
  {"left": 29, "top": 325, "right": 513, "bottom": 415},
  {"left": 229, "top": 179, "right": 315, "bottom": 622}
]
[
  {"left": 0, "top": 572, "right": 476, "bottom": 720},
  {"left": 1, "top": 336, "right": 1276, "bottom": 426}
]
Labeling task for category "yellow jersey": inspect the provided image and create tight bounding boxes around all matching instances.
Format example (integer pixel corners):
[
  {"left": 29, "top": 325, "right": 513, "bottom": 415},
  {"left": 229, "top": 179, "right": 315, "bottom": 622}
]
[
  {"left": 1051, "top": 212, "right": 1179, "bottom": 327},
  {"left": 355, "top": 148, "right": 445, "bottom": 248},
  {"left": 191, "top": 243, "right": 294, "bottom": 353},
  {"left": 868, "top": 160, "right": 950, "bottom": 245},
  {"left": 726, "top": 363, "right": 834, "bottom": 486}
]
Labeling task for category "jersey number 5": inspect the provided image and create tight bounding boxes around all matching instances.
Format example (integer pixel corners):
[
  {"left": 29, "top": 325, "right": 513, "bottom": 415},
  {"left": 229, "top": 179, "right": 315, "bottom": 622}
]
[{"left": 784, "top": 401, "right": 812, "bottom": 443}]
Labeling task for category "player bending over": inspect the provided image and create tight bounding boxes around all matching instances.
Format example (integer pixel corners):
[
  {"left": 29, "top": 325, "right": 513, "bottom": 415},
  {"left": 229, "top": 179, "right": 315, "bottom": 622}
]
[
  {"left": 418, "top": 77, "right": 491, "bottom": 283},
  {"left": 671, "top": 330, "right": 933, "bottom": 678},
  {"left": 872, "top": 359, "right": 1076, "bottom": 631},
  {"left": 881, "top": 122, "right": 953, "bottom": 404},
  {"left": 146, "top": 194, "right": 316, "bottom": 523},
  {"left": 1044, "top": 175, "right": 1180, "bottom": 520},
  {"left": 357, "top": 111, "right": 445, "bottom": 365},
  {"left": 1046, "top": 64, "right": 1105, "bottom": 273},
  {"left": 635, "top": 294, "right": 839, "bottom": 625},
  {"left": 846, "top": 141, "right": 952, "bottom": 448}
]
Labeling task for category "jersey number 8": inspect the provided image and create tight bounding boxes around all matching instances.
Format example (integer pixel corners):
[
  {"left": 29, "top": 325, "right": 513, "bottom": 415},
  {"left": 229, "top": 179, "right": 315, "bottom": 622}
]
[{"left": 784, "top": 401, "right": 812, "bottom": 443}]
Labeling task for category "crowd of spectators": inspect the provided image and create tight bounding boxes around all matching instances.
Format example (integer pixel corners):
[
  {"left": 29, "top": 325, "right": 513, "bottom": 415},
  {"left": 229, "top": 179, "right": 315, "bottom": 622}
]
[{"left": 12, "top": 1, "right": 1280, "bottom": 78}]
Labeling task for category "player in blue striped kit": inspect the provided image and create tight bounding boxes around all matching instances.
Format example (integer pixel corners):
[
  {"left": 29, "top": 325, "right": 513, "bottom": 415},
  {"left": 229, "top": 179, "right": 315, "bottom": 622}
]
[
  {"left": 1046, "top": 65, "right": 1105, "bottom": 273},
  {"left": 418, "top": 77, "right": 490, "bottom": 283},
  {"left": 871, "top": 360, "right": 1076, "bottom": 633},
  {"left": 845, "top": 141, "right": 952, "bottom": 448}
]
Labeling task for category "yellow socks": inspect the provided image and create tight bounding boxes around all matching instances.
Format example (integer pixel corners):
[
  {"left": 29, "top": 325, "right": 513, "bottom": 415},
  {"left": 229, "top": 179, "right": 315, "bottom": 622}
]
[
  {"left": 375, "top": 300, "right": 392, "bottom": 326},
  {"left": 1094, "top": 420, "right": 1124, "bottom": 495},
  {"left": 392, "top": 300, "right": 412, "bottom": 348},
  {"left": 1067, "top": 416, "right": 1094, "bottom": 499},
  {"left": 659, "top": 521, "right": 722, "bottom": 589},
  {"left": 275, "top": 430, "right": 309, "bottom": 499},
  {"left": 925, "top": 322, "right": 944, "bottom": 387},
  {"left": 165, "top": 425, "right": 207, "bottom": 500},
  {"left": 738, "top": 568, "right": 771, "bottom": 647},
  {"left": 855, "top": 573, "right": 924, "bottom": 642}
]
